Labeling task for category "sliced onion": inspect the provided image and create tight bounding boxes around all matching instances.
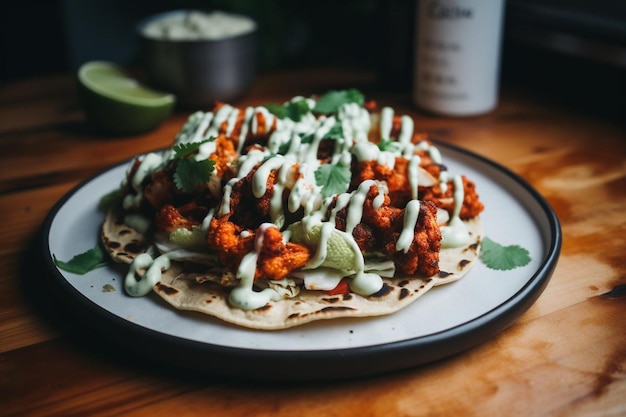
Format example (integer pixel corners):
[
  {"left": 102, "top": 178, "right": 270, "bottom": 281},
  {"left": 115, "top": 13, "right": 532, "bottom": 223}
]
[
  {"left": 418, "top": 167, "right": 438, "bottom": 187},
  {"left": 436, "top": 208, "right": 450, "bottom": 226}
]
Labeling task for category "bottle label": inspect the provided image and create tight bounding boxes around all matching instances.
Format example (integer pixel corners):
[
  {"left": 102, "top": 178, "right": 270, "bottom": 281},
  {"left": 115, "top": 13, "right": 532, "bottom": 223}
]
[{"left": 414, "top": 0, "right": 505, "bottom": 116}]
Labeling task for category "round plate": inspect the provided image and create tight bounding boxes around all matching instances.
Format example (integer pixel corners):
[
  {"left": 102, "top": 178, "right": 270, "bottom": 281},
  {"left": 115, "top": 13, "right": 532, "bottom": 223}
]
[{"left": 41, "top": 142, "right": 561, "bottom": 381}]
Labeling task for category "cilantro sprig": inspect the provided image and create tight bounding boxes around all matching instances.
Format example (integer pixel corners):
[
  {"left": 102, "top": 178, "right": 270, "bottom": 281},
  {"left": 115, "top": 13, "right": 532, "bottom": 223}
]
[
  {"left": 54, "top": 246, "right": 108, "bottom": 275},
  {"left": 315, "top": 162, "right": 351, "bottom": 198},
  {"left": 313, "top": 89, "right": 364, "bottom": 114},
  {"left": 266, "top": 89, "right": 365, "bottom": 119},
  {"left": 378, "top": 139, "right": 402, "bottom": 152},
  {"left": 265, "top": 99, "right": 310, "bottom": 122},
  {"left": 97, "top": 189, "right": 121, "bottom": 213},
  {"left": 480, "top": 237, "right": 531, "bottom": 270},
  {"left": 301, "top": 122, "right": 344, "bottom": 144},
  {"left": 173, "top": 139, "right": 214, "bottom": 158},
  {"left": 172, "top": 139, "right": 216, "bottom": 193}
]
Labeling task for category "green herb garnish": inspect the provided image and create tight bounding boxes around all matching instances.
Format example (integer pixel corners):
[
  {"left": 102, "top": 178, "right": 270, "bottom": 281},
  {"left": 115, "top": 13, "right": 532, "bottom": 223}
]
[
  {"left": 173, "top": 138, "right": 216, "bottom": 193},
  {"left": 174, "top": 158, "right": 215, "bottom": 193},
  {"left": 53, "top": 246, "right": 108, "bottom": 275},
  {"left": 266, "top": 99, "right": 310, "bottom": 122},
  {"left": 480, "top": 237, "right": 531, "bottom": 270},
  {"left": 301, "top": 133, "right": 314, "bottom": 144},
  {"left": 276, "top": 141, "right": 291, "bottom": 155},
  {"left": 323, "top": 122, "right": 344, "bottom": 140},
  {"left": 313, "top": 89, "right": 364, "bottom": 114},
  {"left": 285, "top": 99, "right": 311, "bottom": 122},
  {"left": 173, "top": 138, "right": 214, "bottom": 158},
  {"left": 301, "top": 122, "right": 344, "bottom": 144},
  {"left": 315, "top": 162, "right": 352, "bottom": 198},
  {"left": 264, "top": 103, "right": 286, "bottom": 118},
  {"left": 378, "top": 138, "right": 401, "bottom": 152},
  {"left": 97, "top": 189, "right": 121, "bottom": 212}
]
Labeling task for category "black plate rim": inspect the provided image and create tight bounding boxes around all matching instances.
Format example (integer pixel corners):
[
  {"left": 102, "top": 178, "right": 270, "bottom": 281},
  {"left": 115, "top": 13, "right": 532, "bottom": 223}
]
[{"left": 38, "top": 140, "right": 562, "bottom": 381}]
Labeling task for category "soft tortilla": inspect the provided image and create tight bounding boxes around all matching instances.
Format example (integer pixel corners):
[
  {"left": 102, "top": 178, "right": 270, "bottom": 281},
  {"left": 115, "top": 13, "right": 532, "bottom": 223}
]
[{"left": 102, "top": 210, "right": 482, "bottom": 330}]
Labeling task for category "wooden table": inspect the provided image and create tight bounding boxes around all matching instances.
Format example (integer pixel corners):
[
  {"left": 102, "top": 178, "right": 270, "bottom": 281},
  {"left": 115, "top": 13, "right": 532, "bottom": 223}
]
[{"left": 1, "top": 67, "right": 624, "bottom": 416}]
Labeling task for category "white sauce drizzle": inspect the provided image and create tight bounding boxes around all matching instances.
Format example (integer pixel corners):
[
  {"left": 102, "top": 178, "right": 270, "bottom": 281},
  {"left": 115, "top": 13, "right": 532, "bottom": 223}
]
[
  {"left": 225, "top": 108, "right": 240, "bottom": 137},
  {"left": 398, "top": 115, "right": 414, "bottom": 144},
  {"left": 408, "top": 155, "right": 422, "bottom": 200},
  {"left": 251, "top": 107, "right": 274, "bottom": 135},
  {"left": 218, "top": 177, "right": 239, "bottom": 217},
  {"left": 237, "top": 107, "right": 255, "bottom": 153},
  {"left": 123, "top": 153, "right": 163, "bottom": 210},
  {"left": 396, "top": 200, "right": 421, "bottom": 253},
  {"left": 229, "top": 223, "right": 282, "bottom": 310},
  {"left": 416, "top": 140, "right": 443, "bottom": 164},
  {"left": 206, "top": 104, "right": 233, "bottom": 138},
  {"left": 345, "top": 180, "right": 375, "bottom": 234},
  {"left": 125, "top": 253, "right": 170, "bottom": 297},
  {"left": 119, "top": 92, "right": 477, "bottom": 309},
  {"left": 380, "top": 107, "right": 394, "bottom": 139},
  {"left": 440, "top": 175, "right": 471, "bottom": 248},
  {"left": 201, "top": 208, "right": 215, "bottom": 232}
]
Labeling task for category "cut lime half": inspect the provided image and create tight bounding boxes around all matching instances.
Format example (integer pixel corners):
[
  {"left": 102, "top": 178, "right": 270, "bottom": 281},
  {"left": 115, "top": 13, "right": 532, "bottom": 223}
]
[{"left": 78, "top": 61, "right": 176, "bottom": 135}]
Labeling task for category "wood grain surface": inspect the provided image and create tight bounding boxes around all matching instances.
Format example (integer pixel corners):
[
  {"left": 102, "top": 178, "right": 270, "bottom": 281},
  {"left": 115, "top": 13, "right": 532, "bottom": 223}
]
[{"left": 0, "top": 67, "right": 624, "bottom": 416}]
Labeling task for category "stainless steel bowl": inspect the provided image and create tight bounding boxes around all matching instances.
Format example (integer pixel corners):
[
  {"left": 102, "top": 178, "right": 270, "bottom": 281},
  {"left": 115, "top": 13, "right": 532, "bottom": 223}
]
[{"left": 137, "top": 10, "right": 258, "bottom": 109}]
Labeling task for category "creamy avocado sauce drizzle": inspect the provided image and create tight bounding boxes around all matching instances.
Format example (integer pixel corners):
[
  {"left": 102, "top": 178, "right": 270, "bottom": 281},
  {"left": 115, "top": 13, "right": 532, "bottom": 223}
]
[
  {"left": 125, "top": 253, "right": 170, "bottom": 297},
  {"left": 123, "top": 95, "right": 472, "bottom": 309},
  {"left": 408, "top": 155, "right": 422, "bottom": 200},
  {"left": 229, "top": 223, "right": 282, "bottom": 310},
  {"left": 440, "top": 175, "right": 470, "bottom": 248},
  {"left": 396, "top": 200, "right": 421, "bottom": 253},
  {"left": 123, "top": 152, "right": 163, "bottom": 210}
]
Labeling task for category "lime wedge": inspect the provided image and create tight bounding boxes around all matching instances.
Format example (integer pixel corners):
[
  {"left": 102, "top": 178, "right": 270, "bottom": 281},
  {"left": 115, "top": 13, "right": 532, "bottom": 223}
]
[
  {"left": 289, "top": 221, "right": 359, "bottom": 271},
  {"left": 169, "top": 226, "right": 206, "bottom": 250},
  {"left": 78, "top": 61, "right": 176, "bottom": 135}
]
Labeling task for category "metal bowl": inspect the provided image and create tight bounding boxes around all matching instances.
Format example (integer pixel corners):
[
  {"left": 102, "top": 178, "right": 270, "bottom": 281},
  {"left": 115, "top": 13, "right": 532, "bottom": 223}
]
[{"left": 136, "top": 10, "right": 258, "bottom": 109}]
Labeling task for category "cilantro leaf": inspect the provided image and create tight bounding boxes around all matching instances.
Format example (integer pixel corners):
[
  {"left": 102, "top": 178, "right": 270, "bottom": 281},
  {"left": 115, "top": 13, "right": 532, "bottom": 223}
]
[
  {"left": 324, "top": 122, "right": 344, "bottom": 140},
  {"left": 173, "top": 138, "right": 215, "bottom": 158},
  {"left": 315, "top": 163, "right": 351, "bottom": 198},
  {"left": 97, "top": 189, "right": 121, "bottom": 213},
  {"left": 265, "top": 99, "right": 310, "bottom": 122},
  {"left": 301, "top": 133, "right": 314, "bottom": 144},
  {"left": 378, "top": 139, "right": 401, "bottom": 152},
  {"left": 313, "top": 89, "right": 364, "bottom": 114},
  {"left": 174, "top": 158, "right": 215, "bottom": 193},
  {"left": 54, "top": 246, "right": 108, "bottom": 275},
  {"left": 480, "top": 237, "right": 531, "bottom": 271},
  {"left": 172, "top": 138, "right": 216, "bottom": 192},
  {"left": 300, "top": 122, "right": 344, "bottom": 144},
  {"left": 265, "top": 103, "right": 287, "bottom": 119},
  {"left": 285, "top": 99, "right": 310, "bottom": 122},
  {"left": 276, "top": 141, "right": 291, "bottom": 155}
]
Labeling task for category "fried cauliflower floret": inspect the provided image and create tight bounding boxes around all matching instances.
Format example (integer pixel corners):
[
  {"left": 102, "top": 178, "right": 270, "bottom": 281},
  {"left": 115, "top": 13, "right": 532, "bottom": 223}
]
[
  {"left": 206, "top": 217, "right": 310, "bottom": 281},
  {"left": 207, "top": 217, "right": 254, "bottom": 270},
  {"left": 154, "top": 202, "right": 208, "bottom": 233},
  {"left": 420, "top": 175, "right": 484, "bottom": 219},
  {"left": 329, "top": 183, "right": 441, "bottom": 277},
  {"left": 353, "top": 152, "right": 483, "bottom": 220},
  {"left": 386, "top": 200, "right": 441, "bottom": 277},
  {"left": 257, "top": 226, "right": 311, "bottom": 280},
  {"left": 142, "top": 169, "right": 178, "bottom": 210},
  {"left": 210, "top": 134, "right": 238, "bottom": 178},
  {"left": 222, "top": 167, "right": 276, "bottom": 229},
  {"left": 352, "top": 158, "right": 441, "bottom": 207}
]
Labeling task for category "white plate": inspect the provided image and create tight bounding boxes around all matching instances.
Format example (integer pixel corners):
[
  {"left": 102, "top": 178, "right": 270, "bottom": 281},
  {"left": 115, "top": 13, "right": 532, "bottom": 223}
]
[{"left": 41, "top": 142, "right": 561, "bottom": 381}]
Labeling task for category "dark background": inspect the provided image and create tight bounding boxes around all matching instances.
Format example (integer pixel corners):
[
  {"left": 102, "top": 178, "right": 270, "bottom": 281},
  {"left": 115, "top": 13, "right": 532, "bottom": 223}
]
[{"left": 1, "top": 0, "right": 624, "bottom": 120}]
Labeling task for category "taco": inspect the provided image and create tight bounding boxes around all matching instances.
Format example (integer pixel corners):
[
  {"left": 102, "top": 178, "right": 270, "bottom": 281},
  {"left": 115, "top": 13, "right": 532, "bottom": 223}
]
[{"left": 101, "top": 90, "right": 484, "bottom": 330}]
